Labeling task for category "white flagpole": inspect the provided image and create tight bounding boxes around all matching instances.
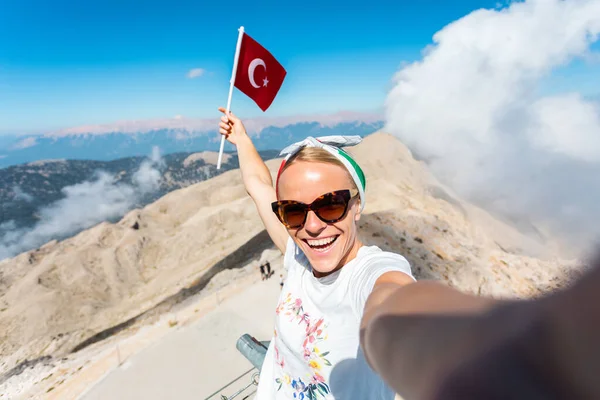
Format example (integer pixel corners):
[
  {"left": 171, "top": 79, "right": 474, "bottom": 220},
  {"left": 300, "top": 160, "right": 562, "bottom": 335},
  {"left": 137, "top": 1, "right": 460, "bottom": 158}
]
[{"left": 217, "top": 26, "right": 245, "bottom": 170}]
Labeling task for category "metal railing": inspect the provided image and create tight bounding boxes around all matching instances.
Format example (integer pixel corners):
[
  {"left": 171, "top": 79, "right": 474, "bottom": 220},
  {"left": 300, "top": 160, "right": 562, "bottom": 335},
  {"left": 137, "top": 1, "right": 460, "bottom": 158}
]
[{"left": 203, "top": 334, "right": 269, "bottom": 400}]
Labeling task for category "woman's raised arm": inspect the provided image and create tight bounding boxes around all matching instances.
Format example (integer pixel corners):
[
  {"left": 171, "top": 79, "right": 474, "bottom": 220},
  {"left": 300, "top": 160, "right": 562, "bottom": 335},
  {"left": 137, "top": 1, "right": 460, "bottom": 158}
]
[{"left": 218, "top": 107, "right": 288, "bottom": 254}]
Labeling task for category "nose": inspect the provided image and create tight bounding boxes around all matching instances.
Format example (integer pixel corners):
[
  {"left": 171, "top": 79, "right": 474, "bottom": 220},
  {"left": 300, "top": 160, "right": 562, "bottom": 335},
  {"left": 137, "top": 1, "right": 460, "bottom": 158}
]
[{"left": 303, "top": 210, "right": 326, "bottom": 235}]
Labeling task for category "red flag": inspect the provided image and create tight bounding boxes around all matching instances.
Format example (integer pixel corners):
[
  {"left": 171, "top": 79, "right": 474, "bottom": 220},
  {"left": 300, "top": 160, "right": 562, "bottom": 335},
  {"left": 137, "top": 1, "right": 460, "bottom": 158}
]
[{"left": 234, "top": 32, "right": 286, "bottom": 112}]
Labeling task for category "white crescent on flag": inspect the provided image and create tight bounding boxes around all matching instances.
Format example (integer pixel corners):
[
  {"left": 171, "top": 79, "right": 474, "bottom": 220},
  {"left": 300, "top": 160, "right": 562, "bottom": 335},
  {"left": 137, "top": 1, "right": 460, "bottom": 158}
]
[{"left": 248, "top": 58, "right": 266, "bottom": 89}]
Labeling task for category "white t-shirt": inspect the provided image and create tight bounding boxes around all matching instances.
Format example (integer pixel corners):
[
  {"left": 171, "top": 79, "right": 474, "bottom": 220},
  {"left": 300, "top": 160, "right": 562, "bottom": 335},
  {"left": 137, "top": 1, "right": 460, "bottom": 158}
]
[{"left": 255, "top": 237, "right": 415, "bottom": 400}]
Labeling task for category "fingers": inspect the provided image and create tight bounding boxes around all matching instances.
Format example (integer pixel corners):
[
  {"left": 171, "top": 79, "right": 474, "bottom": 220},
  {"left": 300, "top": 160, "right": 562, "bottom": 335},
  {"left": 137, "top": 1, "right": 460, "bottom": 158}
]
[
  {"left": 218, "top": 107, "right": 242, "bottom": 138},
  {"left": 218, "top": 106, "right": 234, "bottom": 117},
  {"left": 218, "top": 110, "right": 231, "bottom": 137},
  {"left": 217, "top": 106, "right": 239, "bottom": 122},
  {"left": 219, "top": 120, "right": 231, "bottom": 137}
]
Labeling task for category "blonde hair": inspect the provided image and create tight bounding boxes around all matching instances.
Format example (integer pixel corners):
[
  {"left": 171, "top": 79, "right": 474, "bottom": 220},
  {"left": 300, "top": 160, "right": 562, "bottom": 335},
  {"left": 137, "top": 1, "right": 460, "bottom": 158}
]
[{"left": 279, "top": 147, "right": 358, "bottom": 191}]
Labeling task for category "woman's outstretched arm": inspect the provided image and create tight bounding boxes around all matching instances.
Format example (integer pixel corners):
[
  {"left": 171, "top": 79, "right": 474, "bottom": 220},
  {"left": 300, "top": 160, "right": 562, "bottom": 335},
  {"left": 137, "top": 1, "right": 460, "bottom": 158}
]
[{"left": 360, "top": 255, "right": 600, "bottom": 400}]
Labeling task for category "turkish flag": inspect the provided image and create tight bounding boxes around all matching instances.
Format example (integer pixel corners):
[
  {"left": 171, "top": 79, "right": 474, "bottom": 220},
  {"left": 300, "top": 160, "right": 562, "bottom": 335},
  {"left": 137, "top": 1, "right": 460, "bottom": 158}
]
[{"left": 234, "top": 33, "right": 286, "bottom": 112}]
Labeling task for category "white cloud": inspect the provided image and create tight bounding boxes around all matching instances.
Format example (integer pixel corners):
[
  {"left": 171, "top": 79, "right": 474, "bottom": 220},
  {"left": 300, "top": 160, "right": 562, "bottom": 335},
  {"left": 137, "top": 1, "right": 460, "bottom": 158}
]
[
  {"left": 11, "top": 137, "right": 37, "bottom": 150},
  {"left": 12, "top": 186, "right": 34, "bottom": 203},
  {"left": 150, "top": 145, "right": 162, "bottom": 164},
  {"left": 0, "top": 148, "right": 164, "bottom": 261},
  {"left": 528, "top": 93, "right": 600, "bottom": 162},
  {"left": 132, "top": 146, "right": 163, "bottom": 192},
  {"left": 187, "top": 68, "right": 206, "bottom": 79},
  {"left": 384, "top": 0, "right": 600, "bottom": 256}
]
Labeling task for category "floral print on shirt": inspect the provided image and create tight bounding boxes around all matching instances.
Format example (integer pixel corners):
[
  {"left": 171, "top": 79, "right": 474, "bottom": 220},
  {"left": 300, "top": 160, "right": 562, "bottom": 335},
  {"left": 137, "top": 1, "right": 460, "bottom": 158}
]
[{"left": 273, "top": 292, "right": 332, "bottom": 399}]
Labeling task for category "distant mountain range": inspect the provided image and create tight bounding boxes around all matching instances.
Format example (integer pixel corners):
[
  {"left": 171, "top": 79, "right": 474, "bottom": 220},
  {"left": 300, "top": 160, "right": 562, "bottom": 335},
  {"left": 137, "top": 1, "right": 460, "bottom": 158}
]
[{"left": 0, "top": 115, "right": 384, "bottom": 169}]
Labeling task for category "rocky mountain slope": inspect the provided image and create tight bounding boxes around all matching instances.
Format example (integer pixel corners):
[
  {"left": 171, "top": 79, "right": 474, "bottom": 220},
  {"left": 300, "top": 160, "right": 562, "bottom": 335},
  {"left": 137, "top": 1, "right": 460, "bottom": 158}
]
[{"left": 0, "top": 132, "right": 581, "bottom": 383}]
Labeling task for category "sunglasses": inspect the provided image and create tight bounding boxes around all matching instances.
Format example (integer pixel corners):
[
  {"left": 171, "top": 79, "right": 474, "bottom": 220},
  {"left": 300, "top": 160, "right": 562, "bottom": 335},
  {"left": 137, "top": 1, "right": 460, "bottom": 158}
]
[{"left": 271, "top": 189, "right": 359, "bottom": 229}]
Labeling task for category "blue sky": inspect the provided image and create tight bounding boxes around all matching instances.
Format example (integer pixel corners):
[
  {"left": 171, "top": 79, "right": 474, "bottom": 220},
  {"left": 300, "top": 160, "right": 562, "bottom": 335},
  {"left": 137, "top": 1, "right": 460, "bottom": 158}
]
[{"left": 0, "top": 0, "right": 598, "bottom": 134}]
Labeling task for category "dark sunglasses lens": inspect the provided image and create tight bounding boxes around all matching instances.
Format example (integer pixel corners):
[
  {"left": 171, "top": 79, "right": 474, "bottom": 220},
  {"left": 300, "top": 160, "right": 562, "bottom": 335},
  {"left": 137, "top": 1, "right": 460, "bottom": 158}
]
[
  {"left": 315, "top": 193, "right": 348, "bottom": 222},
  {"left": 281, "top": 203, "right": 307, "bottom": 228}
]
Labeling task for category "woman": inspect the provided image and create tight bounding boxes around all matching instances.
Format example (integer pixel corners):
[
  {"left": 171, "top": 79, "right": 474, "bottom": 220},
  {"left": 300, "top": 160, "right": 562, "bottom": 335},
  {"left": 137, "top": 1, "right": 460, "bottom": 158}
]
[{"left": 218, "top": 107, "right": 416, "bottom": 399}]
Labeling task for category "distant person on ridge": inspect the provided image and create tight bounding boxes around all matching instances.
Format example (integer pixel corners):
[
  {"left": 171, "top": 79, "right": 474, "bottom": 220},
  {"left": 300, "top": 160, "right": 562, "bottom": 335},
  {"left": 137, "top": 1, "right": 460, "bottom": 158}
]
[
  {"left": 265, "top": 261, "right": 272, "bottom": 278},
  {"left": 259, "top": 263, "right": 267, "bottom": 280},
  {"left": 218, "top": 107, "right": 415, "bottom": 400}
]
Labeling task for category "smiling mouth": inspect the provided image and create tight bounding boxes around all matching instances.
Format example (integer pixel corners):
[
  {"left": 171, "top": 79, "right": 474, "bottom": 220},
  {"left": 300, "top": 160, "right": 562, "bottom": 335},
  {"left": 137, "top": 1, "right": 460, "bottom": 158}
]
[{"left": 303, "top": 236, "right": 339, "bottom": 252}]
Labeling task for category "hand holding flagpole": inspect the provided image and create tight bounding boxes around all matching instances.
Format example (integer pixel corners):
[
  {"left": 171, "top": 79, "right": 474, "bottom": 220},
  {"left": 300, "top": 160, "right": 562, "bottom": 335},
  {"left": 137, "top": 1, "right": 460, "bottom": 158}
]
[{"left": 217, "top": 26, "right": 245, "bottom": 170}]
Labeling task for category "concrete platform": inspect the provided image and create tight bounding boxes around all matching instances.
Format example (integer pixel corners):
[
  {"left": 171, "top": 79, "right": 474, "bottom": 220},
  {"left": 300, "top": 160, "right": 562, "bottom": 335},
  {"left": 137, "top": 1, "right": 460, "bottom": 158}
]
[{"left": 79, "top": 276, "right": 282, "bottom": 400}]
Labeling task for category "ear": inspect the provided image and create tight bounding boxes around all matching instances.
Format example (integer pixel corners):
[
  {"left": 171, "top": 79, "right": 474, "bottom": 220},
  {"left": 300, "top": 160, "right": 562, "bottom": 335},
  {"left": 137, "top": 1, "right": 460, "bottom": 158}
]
[{"left": 354, "top": 200, "right": 362, "bottom": 221}]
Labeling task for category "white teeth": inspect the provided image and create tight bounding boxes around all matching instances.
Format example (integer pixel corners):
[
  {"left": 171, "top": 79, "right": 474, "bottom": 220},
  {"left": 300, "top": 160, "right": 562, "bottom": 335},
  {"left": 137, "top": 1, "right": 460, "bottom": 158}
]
[{"left": 307, "top": 237, "right": 336, "bottom": 247}]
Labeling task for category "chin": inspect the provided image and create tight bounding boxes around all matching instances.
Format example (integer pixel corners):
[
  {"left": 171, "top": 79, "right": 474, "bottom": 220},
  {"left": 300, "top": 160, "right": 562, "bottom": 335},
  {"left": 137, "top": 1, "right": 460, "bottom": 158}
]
[{"left": 309, "top": 259, "right": 340, "bottom": 275}]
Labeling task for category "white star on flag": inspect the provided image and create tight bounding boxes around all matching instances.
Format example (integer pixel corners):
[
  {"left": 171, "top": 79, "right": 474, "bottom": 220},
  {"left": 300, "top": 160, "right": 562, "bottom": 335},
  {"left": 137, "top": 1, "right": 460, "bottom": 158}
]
[{"left": 263, "top": 77, "right": 269, "bottom": 87}]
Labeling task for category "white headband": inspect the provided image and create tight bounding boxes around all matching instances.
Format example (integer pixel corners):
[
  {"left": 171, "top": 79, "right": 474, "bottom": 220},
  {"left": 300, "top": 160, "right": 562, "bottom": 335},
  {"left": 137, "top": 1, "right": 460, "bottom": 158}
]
[{"left": 275, "top": 135, "right": 366, "bottom": 212}]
